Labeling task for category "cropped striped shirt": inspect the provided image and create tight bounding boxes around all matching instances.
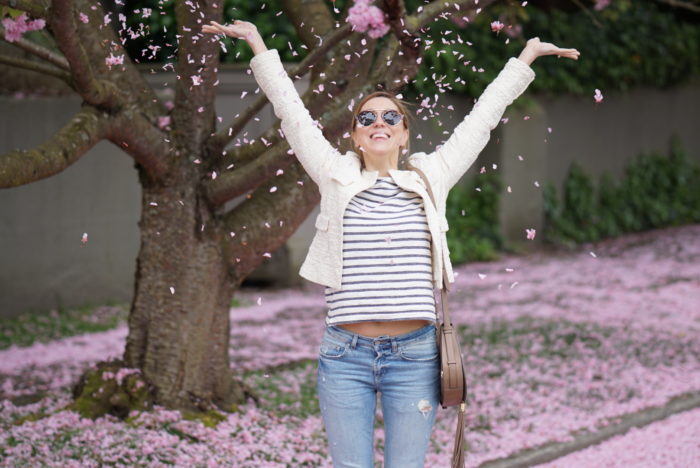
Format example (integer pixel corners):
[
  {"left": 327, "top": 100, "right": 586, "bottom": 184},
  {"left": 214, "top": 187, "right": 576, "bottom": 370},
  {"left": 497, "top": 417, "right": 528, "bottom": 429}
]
[{"left": 324, "top": 176, "right": 438, "bottom": 326}]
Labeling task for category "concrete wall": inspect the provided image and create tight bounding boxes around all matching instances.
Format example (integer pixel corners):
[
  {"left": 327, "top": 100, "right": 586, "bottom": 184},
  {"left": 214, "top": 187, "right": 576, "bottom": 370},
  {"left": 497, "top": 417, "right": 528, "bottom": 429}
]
[{"left": 2, "top": 65, "right": 699, "bottom": 317}]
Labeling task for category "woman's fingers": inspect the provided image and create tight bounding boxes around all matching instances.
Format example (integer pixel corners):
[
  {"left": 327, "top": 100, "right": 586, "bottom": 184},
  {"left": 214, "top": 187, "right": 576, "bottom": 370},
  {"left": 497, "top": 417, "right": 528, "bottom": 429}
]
[
  {"left": 560, "top": 48, "right": 580, "bottom": 60},
  {"left": 201, "top": 21, "right": 243, "bottom": 39}
]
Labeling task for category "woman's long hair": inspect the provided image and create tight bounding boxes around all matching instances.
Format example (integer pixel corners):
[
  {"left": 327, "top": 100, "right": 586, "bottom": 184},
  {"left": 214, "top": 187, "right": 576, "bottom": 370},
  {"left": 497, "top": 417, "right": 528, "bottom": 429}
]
[{"left": 350, "top": 91, "right": 415, "bottom": 170}]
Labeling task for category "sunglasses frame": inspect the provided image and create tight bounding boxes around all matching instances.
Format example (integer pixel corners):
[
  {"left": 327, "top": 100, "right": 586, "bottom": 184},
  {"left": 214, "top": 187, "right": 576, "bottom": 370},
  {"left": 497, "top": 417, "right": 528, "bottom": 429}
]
[{"left": 354, "top": 109, "right": 404, "bottom": 127}]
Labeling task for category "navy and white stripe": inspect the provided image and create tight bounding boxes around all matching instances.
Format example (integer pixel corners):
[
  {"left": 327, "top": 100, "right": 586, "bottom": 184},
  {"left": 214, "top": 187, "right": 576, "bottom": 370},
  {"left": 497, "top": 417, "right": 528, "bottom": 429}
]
[{"left": 324, "top": 176, "right": 437, "bottom": 325}]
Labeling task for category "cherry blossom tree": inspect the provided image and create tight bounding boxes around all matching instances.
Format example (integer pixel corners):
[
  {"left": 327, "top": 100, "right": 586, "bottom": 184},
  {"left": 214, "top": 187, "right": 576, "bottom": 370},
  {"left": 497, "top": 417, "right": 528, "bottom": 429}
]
[{"left": 0, "top": 0, "right": 504, "bottom": 416}]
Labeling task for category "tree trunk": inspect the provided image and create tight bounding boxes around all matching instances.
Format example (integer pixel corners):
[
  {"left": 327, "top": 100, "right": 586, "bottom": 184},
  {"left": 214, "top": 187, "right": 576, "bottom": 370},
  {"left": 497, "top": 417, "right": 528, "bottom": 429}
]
[{"left": 123, "top": 174, "right": 243, "bottom": 412}]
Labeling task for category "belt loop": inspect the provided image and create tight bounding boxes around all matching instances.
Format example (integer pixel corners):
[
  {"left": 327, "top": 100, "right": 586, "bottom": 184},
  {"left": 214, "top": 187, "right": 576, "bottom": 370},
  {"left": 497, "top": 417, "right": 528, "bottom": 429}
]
[
  {"left": 351, "top": 334, "right": 359, "bottom": 349},
  {"left": 391, "top": 339, "right": 398, "bottom": 353}
]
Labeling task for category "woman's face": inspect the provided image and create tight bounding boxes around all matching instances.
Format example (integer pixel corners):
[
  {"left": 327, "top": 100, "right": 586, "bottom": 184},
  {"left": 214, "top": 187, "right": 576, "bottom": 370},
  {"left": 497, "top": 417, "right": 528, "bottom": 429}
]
[{"left": 352, "top": 97, "right": 409, "bottom": 161}]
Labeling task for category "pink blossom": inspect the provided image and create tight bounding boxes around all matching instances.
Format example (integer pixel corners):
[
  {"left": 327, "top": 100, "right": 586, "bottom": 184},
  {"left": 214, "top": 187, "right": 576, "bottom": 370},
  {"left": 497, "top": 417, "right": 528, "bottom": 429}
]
[
  {"left": 594, "top": 0, "right": 611, "bottom": 10},
  {"left": 79, "top": 13, "right": 89, "bottom": 24},
  {"left": 158, "top": 116, "right": 171, "bottom": 129},
  {"left": 594, "top": 88, "right": 604, "bottom": 103},
  {"left": 347, "top": 0, "right": 390, "bottom": 39},
  {"left": 105, "top": 53, "right": 124, "bottom": 68},
  {"left": 490, "top": 20, "right": 505, "bottom": 34},
  {"left": 1, "top": 12, "right": 46, "bottom": 43}
]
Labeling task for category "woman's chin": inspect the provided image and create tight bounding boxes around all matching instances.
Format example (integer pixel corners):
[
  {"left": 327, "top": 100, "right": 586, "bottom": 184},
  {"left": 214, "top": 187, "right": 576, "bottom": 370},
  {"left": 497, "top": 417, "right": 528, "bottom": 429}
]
[{"left": 367, "top": 140, "right": 393, "bottom": 150}]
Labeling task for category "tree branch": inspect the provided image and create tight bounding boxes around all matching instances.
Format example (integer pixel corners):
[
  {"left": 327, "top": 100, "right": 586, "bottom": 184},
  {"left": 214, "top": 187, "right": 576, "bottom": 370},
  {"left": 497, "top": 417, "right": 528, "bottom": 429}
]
[
  {"left": 0, "top": 24, "right": 70, "bottom": 70},
  {"left": 206, "top": 22, "right": 353, "bottom": 154},
  {"left": 107, "top": 107, "right": 174, "bottom": 183},
  {"left": 0, "top": 105, "right": 110, "bottom": 188},
  {"left": 0, "top": 53, "right": 71, "bottom": 82},
  {"left": 205, "top": 90, "right": 353, "bottom": 208},
  {"left": 217, "top": 121, "right": 283, "bottom": 170},
  {"left": 282, "top": 0, "right": 335, "bottom": 49},
  {"left": 381, "top": 0, "right": 422, "bottom": 89},
  {"left": 570, "top": 0, "right": 604, "bottom": 28},
  {"left": 50, "top": 0, "right": 127, "bottom": 108},
  {"left": 170, "top": 0, "right": 222, "bottom": 154},
  {"left": 655, "top": 0, "right": 700, "bottom": 13},
  {"left": 204, "top": 141, "right": 292, "bottom": 207},
  {"left": 0, "top": 0, "right": 50, "bottom": 18},
  {"left": 220, "top": 157, "right": 321, "bottom": 284},
  {"left": 408, "top": 0, "right": 495, "bottom": 33}
]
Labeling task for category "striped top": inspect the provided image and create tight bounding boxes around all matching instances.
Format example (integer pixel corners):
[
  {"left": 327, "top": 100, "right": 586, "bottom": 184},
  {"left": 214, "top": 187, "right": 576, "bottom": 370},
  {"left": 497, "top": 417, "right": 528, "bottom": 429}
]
[{"left": 324, "top": 176, "right": 437, "bottom": 326}]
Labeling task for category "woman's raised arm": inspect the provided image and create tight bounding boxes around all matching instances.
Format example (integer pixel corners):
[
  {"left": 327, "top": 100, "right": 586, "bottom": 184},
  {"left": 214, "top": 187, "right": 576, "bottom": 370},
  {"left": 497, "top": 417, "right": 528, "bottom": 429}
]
[
  {"left": 201, "top": 20, "right": 340, "bottom": 188},
  {"left": 429, "top": 37, "right": 580, "bottom": 192}
]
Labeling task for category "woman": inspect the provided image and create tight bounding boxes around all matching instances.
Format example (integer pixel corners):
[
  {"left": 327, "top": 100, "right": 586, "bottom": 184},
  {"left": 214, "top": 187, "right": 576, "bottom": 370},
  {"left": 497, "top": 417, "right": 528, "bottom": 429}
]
[{"left": 203, "top": 19, "right": 579, "bottom": 468}]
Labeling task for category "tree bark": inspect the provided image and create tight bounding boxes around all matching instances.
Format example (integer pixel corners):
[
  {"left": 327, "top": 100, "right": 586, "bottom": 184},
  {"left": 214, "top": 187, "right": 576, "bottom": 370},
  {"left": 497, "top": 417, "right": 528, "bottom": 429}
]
[{"left": 124, "top": 171, "right": 243, "bottom": 412}]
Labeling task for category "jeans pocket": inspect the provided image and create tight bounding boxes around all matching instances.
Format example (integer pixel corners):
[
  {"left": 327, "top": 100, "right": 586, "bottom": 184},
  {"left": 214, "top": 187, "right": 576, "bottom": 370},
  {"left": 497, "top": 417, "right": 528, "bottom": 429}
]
[
  {"left": 399, "top": 336, "right": 438, "bottom": 361},
  {"left": 319, "top": 332, "right": 348, "bottom": 359}
]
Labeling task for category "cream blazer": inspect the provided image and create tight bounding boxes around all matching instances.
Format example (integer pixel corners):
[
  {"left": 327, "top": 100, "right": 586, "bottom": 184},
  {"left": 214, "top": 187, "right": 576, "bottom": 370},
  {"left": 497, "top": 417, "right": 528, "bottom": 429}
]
[{"left": 249, "top": 48, "right": 536, "bottom": 291}]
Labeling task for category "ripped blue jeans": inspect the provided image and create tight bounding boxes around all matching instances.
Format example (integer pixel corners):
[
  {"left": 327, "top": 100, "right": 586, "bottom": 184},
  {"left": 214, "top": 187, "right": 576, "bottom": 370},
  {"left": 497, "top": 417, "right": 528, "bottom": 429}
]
[{"left": 317, "top": 323, "right": 440, "bottom": 468}]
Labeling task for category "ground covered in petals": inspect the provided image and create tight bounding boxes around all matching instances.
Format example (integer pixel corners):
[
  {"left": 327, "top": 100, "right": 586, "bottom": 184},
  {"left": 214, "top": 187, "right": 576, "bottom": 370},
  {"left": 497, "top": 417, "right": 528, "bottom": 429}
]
[{"left": 1, "top": 224, "right": 699, "bottom": 467}]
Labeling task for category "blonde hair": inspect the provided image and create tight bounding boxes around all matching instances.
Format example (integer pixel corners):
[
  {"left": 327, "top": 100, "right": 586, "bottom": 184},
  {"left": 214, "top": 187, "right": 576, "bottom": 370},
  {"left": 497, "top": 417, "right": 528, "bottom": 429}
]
[{"left": 350, "top": 91, "right": 415, "bottom": 170}]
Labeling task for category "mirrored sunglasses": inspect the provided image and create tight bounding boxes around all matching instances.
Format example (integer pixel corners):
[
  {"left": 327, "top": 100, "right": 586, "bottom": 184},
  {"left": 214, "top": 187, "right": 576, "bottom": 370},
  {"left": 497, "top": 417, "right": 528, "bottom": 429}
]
[{"left": 355, "top": 110, "right": 404, "bottom": 127}]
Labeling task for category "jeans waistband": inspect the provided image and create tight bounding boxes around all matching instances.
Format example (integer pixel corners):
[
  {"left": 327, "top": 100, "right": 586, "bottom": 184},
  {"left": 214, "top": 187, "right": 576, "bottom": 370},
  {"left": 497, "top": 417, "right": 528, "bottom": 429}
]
[{"left": 326, "top": 323, "right": 436, "bottom": 348}]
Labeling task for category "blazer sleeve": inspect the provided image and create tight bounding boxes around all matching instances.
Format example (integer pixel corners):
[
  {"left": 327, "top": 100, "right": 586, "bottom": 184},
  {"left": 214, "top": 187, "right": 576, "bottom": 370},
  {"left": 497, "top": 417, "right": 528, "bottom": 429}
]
[
  {"left": 429, "top": 57, "right": 536, "bottom": 191},
  {"left": 249, "top": 48, "right": 340, "bottom": 187}
]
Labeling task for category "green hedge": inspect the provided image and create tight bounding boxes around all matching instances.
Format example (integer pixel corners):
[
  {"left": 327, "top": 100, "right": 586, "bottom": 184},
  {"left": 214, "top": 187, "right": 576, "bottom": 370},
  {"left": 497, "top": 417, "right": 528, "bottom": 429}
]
[
  {"left": 445, "top": 171, "right": 503, "bottom": 263},
  {"left": 542, "top": 136, "right": 700, "bottom": 248}
]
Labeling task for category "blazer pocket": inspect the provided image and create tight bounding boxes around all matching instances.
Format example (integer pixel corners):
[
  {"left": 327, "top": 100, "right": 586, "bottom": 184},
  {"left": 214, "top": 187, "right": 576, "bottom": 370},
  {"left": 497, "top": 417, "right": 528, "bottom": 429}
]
[
  {"left": 439, "top": 214, "right": 450, "bottom": 232},
  {"left": 315, "top": 212, "right": 330, "bottom": 231},
  {"left": 331, "top": 170, "right": 355, "bottom": 186}
]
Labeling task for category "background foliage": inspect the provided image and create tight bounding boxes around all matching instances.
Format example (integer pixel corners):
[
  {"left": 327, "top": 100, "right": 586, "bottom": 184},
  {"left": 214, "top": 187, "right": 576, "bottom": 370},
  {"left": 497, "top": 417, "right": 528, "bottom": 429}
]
[
  {"left": 407, "top": 0, "right": 700, "bottom": 101},
  {"left": 123, "top": 0, "right": 700, "bottom": 99},
  {"left": 542, "top": 136, "right": 700, "bottom": 248},
  {"left": 445, "top": 172, "right": 504, "bottom": 263}
]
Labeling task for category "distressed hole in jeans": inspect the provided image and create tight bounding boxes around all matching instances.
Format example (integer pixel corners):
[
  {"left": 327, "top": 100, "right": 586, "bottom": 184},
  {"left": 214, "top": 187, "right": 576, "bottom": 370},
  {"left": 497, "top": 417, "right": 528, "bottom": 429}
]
[{"left": 418, "top": 399, "right": 432, "bottom": 418}]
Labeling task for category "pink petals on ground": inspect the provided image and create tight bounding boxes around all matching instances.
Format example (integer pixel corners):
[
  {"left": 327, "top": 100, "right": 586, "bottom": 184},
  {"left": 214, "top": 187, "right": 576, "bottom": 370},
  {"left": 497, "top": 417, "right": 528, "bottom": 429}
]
[{"left": 1, "top": 226, "right": 699, "bottom": 466}]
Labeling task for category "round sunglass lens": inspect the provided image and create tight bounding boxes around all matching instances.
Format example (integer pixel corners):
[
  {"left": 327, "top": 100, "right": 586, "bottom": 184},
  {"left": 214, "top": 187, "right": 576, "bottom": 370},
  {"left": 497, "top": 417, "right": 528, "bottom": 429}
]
[
  {"left": 383, "top": 110, "right": 402, "bottom": 125},
  {"left": 357, "top": 111, "right": 376, "bottom": 126}
]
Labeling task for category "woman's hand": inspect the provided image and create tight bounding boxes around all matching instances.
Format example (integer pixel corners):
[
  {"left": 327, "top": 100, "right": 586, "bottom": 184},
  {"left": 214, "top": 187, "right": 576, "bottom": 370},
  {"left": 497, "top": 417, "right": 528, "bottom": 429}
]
[
  {"left": 517, "top": 37, "right": 580, "bottom": 66},
  {"left": 201, "top": 20, "right": 268, "bottom": 55}
]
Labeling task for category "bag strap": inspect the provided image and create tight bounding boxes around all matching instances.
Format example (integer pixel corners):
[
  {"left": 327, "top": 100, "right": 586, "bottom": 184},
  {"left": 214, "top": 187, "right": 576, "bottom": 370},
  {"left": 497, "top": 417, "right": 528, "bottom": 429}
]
[
  {"left": 407, "top": 162, "right": 453, "bottom": 327},
  {"left": 409, "top": 163, "right": 468, "bottom": 468}
]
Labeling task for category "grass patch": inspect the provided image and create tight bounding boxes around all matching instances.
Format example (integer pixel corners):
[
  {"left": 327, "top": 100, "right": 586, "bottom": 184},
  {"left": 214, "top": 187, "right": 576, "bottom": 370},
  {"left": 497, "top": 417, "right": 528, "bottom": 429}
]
[
  {"left": 1, "top": 297, "right": 247, "bottom": 351},
  {"left": 240, "top": 359, "right": 320, "bottom": 418},
  {"left": 0, "top": 302, "right": 129, "bottom": 351}
]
